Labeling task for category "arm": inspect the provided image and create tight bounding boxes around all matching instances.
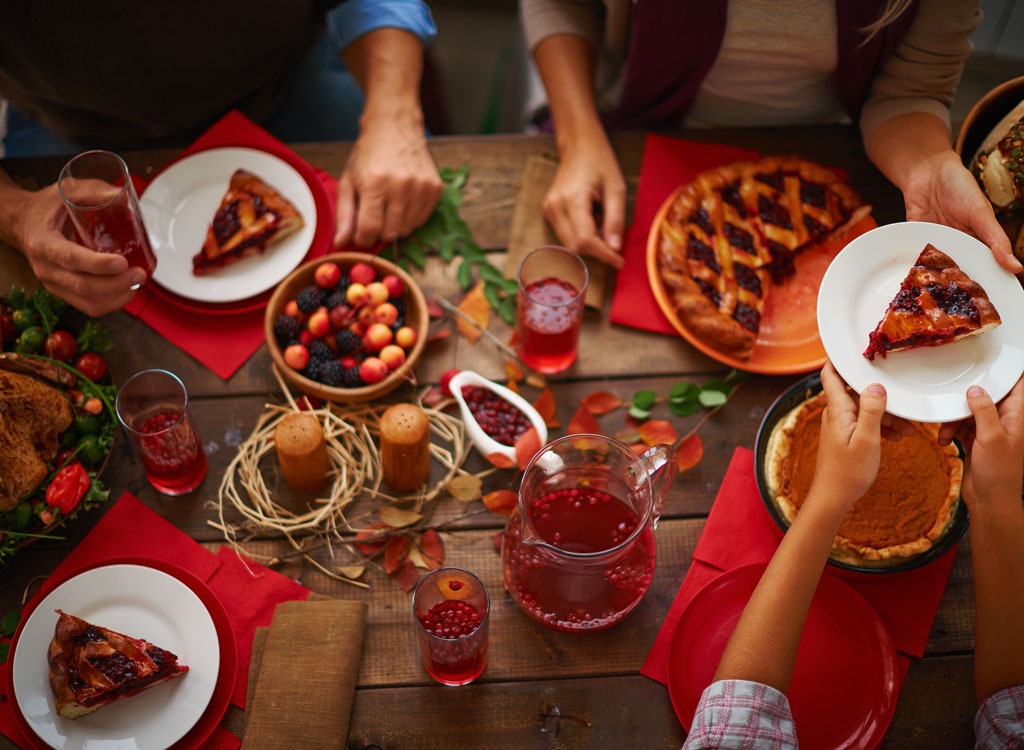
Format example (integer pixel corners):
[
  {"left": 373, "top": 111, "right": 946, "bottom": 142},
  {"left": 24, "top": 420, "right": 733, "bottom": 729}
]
[
  {"left": 333, "top": 27, "right": 441, "bottom": 248},
  {"left": 713, "top": 363, "right": 886, "bottom": 691},
  {"left": 0, "top": 169, "right": 138, "bottom": 315},
  {"left": 961, "top": 380, "right": 1024, "bottom": 703},
  {"left": 532, "top": 34, "right": 625, "bottom": 269}
]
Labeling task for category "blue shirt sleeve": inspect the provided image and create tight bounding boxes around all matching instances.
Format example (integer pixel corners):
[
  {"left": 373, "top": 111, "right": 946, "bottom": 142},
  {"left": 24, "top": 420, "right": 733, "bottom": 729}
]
[{"left": 327, "top": 0, "right": 437, "bottom": 50}]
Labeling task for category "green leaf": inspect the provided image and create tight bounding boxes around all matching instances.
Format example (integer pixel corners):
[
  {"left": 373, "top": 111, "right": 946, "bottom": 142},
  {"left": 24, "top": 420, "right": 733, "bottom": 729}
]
[
  {"left": 701, "top": 378, "right": 732, "bottom": 396},
  {"left": 405, "top": 237, "right": 427, "bottom": 269},
  {"left": 77, "top": 320, "right": 113, "bottom": 354},
  {"left": 499, "top": 295, "right": 517, "bottom": 325},
  {"left": 438, "top": 235, "right": 457, "bottom": 262},
  {"left": 628, "top": 406, "right": 652, "bottom": 421},
  {"left": 669, "top": 399, "right": 700, "bottom": 418},
  {"left": 698, "top": 389, "right": 728, "bottom": 408},
  {"left": 669, "top": 382, "right": 700, "bottom": 403},
  {"left": 501, "top": 277, "right": 519, "bottom": 295},
  {"left": 0, "top": 607, "right": 20, "bottom": 637},
  {"left": 632, "top": 390, "right": 657, "bottom": 410},
  {"left": 31, "top": 287, "right": 66, "bottom": 333},
  {"left": 477, "top": 263, "right": 507, "bottom": 285},
  {"left": 456, "top": 258, "right": 475, "bottom": 289},
  {"left": 416, "top": 221, "right": 443, "bottom": 250},
  {"left": 483, "top": 281, "right": 502, "bottom": 311},
  {"left": 724, "top": 369, "right": 747, "bottom": 384}
]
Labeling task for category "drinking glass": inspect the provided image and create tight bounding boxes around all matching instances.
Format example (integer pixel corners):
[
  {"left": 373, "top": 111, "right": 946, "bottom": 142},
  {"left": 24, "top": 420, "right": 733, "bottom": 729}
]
[
  {"left": 115, "top": 369, "right": 208, "bottom": 495},
  {"left": 58, "top": 150, "right": 157, "bottom": 288},
  {"left": 515, "top": 246, "right": 588, "bottom": 374},
  {"left": 413, "top": 567, "right": 489, "bottom": 686}
]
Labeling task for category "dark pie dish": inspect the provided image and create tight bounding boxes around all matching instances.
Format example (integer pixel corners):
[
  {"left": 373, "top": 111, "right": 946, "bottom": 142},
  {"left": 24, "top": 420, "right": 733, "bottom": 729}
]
[{"left": 753, "top": 374, "right": 969, "bottom": 574}]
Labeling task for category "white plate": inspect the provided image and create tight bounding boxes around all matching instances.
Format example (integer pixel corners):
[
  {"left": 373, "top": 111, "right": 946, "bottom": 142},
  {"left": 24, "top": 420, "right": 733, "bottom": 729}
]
[
  {"left": 12, "top": 564, "right": 220, "bottom": 750},
  {"left": 818, "top": 221, "right": 1024, "bottom": 422},
  {"left": 141, "top": 147, "right": 317, "bottom": 303}
]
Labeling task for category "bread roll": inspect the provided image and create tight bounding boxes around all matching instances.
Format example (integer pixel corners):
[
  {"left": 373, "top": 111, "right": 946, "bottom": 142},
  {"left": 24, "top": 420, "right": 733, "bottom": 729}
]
[
  {"left": 380, "top": 404, "right": 430, "bottom": 492},
  {"left": 274, "top": 413, "right": 330, "bottom": 493}
]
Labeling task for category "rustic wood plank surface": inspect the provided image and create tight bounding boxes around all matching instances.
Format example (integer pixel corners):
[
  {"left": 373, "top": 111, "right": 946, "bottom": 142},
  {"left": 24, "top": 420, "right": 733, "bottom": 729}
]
[{"left": 0, "top": 129, "right": 981, "bottom": 749}]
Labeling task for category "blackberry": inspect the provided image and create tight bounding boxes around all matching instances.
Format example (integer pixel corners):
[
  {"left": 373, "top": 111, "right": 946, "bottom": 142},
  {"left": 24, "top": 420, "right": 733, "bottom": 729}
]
[
  {"left": 335, "top": 276, "right": 351, "bottom": 296},
  {"left": 307, "top": 339, "right": 333, "bottom": 363},
  {"left": 335, "top": 329, "right": 361, "bottom": 356},
  {"left": 273, "top": 315, "right": 301, "bottom": 347},
  {"left": 295, "top": 286, "right": 323, "bottom": 314},
  {"left": 390, "top": 298, "right": 406, "bottom": 317},
  {"left": 340, "top": 365, "right": 364, "bottom": 388},
  {"left": 390, "top": 322, "right": 403, "bottom": 335},
  {"left": 302, "top": 358, "right": 323, "bottom": 382},
  {"left": 323, "top": 289, "right": 345, "bottom": 309},
  {"left": 318, "top": 359, "right": 344, "bottom": 387}
]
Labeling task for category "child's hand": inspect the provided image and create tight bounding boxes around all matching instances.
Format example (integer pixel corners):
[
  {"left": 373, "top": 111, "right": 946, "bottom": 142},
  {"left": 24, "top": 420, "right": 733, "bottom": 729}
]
[
  {"left": 961, "top": 378, "right": 1024, "bottom": 513},
  {"left": 810, "top": 362, "right": 887, "bottom": 514}
]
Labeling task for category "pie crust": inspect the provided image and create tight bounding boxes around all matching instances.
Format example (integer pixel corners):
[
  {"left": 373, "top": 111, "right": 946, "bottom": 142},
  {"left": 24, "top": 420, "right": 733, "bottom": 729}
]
[
  {"left": 657, "top": 156, "right": 870, "bottom": 359},
  {"left": 764, "top": 390, "right": 963, "bottom": 568}
]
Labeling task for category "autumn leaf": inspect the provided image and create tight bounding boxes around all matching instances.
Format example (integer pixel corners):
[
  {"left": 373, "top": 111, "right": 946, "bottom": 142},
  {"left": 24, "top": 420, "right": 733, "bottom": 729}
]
[
  {"left": 395, "top": 559, "right": 422, "bottom": 592},
  {"left": 567, "top": 405, "right": 602, "bottom": 436},
  {"left": 384, "top": 536, "right": 411, "bottom": 573},
  {"left": 337, "top": 565, "right": 366, "bottom": 580},
  {"left": 525, "top": 372, "right": 546, "bottom": 389},
  {"left": 447, "top": 474, "right": 483, "bottom": 501},
  {"left": 505, "top": 360, "right": 524, "bottom": 382},
  {"left": 419, "top": 529, "right": 445, "bottom": 569},
  {"left": 614, "top": 427, "right": 642, "bottom": 444},
  {"left": 677, "top": 433, "right": 704, "bottom": 472},
  {"left": 354, "top": 521, "right": 389, "bottom": 557},
  {"left": 455, "top": 281, "right": 490, "bottom": 342},
  {"left": 485, "top": 452, "right": 516, "bottom": 469},
  {"left": 379, "top": 506, "right": 422, "bottom": 529},
  {"left": 428, "top": 325, "right": 452, "bottom": 343},
  {"left": 483, "top": 489, "right": 518, "bottom": 516},
  {"left": 426, "top": 298, "right": 444, "bottom": 318},
  {"left": 628, "top": 443, "right": 648, "bottom": 456},
  {"left": 582, "top": 390, "right": 623, "bottom": 415},
  {"left": 638, "top": 420, "right": 679, "bottom": 446},
  {"left": 532, "top": 387, "right": 559, "bottom": 428},
  {"left": 421, "top": 385, "right": 446, "bottom": 408},
  {"left": 515, "top": 426, "right": 542, "bottom": 469},
  {"left": 506, "top": 379, "right": 520, "bottom": 394}
]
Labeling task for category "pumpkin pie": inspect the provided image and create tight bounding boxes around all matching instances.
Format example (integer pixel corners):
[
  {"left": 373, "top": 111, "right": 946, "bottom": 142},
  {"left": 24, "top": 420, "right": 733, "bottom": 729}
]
[{"left": 764, "top": 390, "right": 963, "bottom": 568}]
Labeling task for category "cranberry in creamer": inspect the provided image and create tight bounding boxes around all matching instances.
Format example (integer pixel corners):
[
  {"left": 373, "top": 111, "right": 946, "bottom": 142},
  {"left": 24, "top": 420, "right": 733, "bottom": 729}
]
[{"left": 460, "top": 385, "right": 532, "bottom": 446}]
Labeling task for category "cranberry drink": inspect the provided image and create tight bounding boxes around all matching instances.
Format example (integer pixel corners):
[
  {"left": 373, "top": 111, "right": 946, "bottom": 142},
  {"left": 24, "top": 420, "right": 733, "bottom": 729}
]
[
  {"left": 413, "top": 569, "right": 490, "bottom": 686},
  {"left": 516, "top": 277, "right": 584, "bottom": 373},
  {"left": 136, "top": 408, "right": 207, "bottom": 494},
  {"left": 78, "top": 206, "right": 157, "bottom": 277}
]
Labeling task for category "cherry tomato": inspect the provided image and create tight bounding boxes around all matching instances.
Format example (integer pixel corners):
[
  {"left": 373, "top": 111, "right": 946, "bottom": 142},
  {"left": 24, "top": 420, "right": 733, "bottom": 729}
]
[
  {"left": 73, "top": 353, "right": 107, "bottom": 382},
  {"left": 76, "top": 434, "right": 104, "bottom": 466},
  {"left": 44, "top": 330, "right": 78, "bottom": 361},
  {"left": 45, "top": 463, "right": 90, "bottom": 514}
]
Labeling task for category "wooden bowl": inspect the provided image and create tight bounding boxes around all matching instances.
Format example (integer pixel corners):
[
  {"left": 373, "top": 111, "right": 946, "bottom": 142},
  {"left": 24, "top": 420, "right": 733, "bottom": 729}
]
[
  {"left": 955, "top": 75, "right": 1024, "bottom": 166},
  {"left": 264, "top": 252, "right": 428, "bottom": 403}
]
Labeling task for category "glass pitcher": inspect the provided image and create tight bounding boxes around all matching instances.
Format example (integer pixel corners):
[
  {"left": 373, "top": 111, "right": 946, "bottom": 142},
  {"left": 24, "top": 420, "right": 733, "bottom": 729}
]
[{"left": 502, "top": 434, "right": 677, "bottom": 632}]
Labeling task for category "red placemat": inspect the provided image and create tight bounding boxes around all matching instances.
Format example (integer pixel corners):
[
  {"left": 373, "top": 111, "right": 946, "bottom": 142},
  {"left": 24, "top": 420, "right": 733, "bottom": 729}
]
[
  {"left": 0, "top": 493, "right": 310, "bottom": 748},
  {"left": 124, "top": 110, "right": 338, "bottom": 380}
]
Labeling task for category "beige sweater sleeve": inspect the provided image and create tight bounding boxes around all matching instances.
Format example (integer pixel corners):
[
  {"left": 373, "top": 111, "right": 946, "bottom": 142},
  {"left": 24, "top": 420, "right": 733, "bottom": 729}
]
[
  {"left": 859, "top": 0, "right": 982, "bottom": 141},
  {"left": 519, "top": 0, "right": 604, "bottom": 52}
]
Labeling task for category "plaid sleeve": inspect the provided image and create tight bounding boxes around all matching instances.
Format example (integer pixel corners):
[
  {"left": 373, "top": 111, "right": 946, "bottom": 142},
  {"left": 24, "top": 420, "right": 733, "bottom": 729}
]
[
  {"left": 682, "top": 679, "right": 799, "bottom": 750},
  {"left": 975, "top": 684, "right": 1024, "bottom": 749}
]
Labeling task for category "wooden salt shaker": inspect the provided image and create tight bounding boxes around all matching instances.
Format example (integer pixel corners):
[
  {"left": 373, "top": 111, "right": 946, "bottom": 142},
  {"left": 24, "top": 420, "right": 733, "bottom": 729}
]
[
  {"left": 380, "top": 404, "right": 430, "bottom": 492},
  {"left": 274, "top": 412, "right": 330, "bottom": 493}
]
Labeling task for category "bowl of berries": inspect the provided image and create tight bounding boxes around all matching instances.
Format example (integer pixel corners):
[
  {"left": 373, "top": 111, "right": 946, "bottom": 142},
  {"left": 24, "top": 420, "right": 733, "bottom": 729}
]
[{"left": 265, "top": 252, "right": 429, "bottom": 403}]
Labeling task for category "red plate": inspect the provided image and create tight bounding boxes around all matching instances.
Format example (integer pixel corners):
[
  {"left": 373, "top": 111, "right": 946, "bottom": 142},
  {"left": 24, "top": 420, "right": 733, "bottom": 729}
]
[
  {"left": 5, "top": 557, "right": 237, "bottom": 750},
  {"left": 667, "top": 563, "right": 899, "bottom": 749}
]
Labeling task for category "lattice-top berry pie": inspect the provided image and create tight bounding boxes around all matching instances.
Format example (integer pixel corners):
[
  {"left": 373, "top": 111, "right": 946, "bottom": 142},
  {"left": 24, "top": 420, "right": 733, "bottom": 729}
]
[
  {"left": 192, "top": 169, "right": 304, "bottom": 276},
  {"left": 48, "top": 610, "right": 189, "bottom": 719},
  {"left": 657, "top": 156, "right": 870, "bottom": 359},
  {"left": 863, "top": 244, "right": 1002, "bottom": 361}
]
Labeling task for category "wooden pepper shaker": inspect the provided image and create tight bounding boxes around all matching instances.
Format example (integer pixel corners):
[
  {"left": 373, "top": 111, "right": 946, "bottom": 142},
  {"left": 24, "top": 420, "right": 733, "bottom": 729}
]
[
  {"left": 274, "top": 412, "right": 330, "bottom": 494},
  {"left": 380, "top": 404, "right": 431, "bottom": 492}
]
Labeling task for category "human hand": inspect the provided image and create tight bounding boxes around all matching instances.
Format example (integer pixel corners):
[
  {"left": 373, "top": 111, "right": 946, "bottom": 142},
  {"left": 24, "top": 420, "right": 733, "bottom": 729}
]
[
  {"left": 811, "top": 362, "right": 887, "bottom": 513},
  {"left": 960, "top": 378, "right": 1024, "bottom": 513},
  {"left": 11, "top": 184, "right": 140, "bottom": 316},
  {"left": 902, "top": 151, "right": 1023, "bottom": 274},
  {"left": 543, "top": 131, "right": 625, "bottom": 270},
  {"left": 333, "top": 118, "right": 442, "bottom": 249}
]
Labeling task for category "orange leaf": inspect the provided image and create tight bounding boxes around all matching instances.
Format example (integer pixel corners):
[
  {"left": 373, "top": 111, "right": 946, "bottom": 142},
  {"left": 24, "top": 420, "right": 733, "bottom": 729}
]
[
  {"left": 384, "top": 535, "right": 411, "bottom": 574},
  {"left": 567, "top": 405, "right": 602, "bottom": 436},
  {"left": 428, "top": 325, "right": 452, "bottom": 343},
  {"left": 505, "top": 360, "right": 524, "bottom": 382},
  {"left": 515, "top": 426, "right": 542, "bottom": 470},
  {"left": 395, "top": 559, "right": 421, "bottom": 592},
  {"left": 506, "top": 379, "right": 520, "bottom": 394},
  {"left": 354, "top": 521, "right": 388, "bottom": 557},
  {"left": 638, "top": 419, "right": 679, "bottom": 446},
  {"left": 426, "top": 299, "right": 444, "bottom": 318},
  {"left": 677, "top": 434, "right": 704, "bottom": 473},
  {"left": 614, "top": 427, "right": 642, "bottom": 444},
  {"left": 582, "top": 391, "right": 623, "bottom": 415},
  {"left": 532, "top": 387, "right": 560, "bottom": 428},
  {"left": 485, "top": 452, "right": 516, "bottom": 469},
  {"left": 483, "top": 489, "right": 518, "bottom": 516},
  {"left": 419, "top": 529, "right": 445, "bottom": 570},
  {"left": 456, "top": 282, "right": 490, "bottom": 342}
]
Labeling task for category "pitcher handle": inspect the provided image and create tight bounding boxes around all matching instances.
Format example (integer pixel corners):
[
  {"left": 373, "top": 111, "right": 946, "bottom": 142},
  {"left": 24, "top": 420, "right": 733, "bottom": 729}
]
[{"left": 641, "top": 444, "right": 678, "bottom": 529}]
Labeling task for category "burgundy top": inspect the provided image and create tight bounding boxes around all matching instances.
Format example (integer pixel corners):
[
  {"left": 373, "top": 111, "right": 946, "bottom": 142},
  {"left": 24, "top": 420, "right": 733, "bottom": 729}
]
[{"left": 605, "top": 0, "right": 920, "bottom": 131}]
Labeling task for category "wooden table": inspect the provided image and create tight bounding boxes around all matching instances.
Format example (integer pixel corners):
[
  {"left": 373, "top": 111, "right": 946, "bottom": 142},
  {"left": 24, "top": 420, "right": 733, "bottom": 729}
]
[{"left": 0, "top": 129, "right": 979, "bottom": 748}]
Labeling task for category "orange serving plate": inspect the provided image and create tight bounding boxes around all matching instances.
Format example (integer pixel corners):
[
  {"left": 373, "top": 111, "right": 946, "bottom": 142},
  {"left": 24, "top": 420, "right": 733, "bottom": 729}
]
[{"left": 645, "top": 187, "right": 875, "bottom": 375}]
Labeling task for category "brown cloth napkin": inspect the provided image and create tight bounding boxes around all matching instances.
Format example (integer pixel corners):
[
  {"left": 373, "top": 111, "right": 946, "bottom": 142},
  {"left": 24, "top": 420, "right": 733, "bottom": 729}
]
[
  {"left": 242, "top": 599, "right": 368, "bottom": 750},
  {"left": 505, "top": 154, "right": 607, "bottom": 308}
]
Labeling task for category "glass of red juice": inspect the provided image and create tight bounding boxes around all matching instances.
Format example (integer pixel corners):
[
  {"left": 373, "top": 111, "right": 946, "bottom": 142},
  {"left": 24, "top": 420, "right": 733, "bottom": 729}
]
[
  {"left": 58, "top": 150, "right": 157, "bottom": 289},
  {"left": 515, "top": 246, "right": 589, "bottom": 373},
  {"left": 413, "top": 567, "right": 489, "bottom": 686},
  {"left": 115, "top": 369, "right": 208, "bottom": 495}
]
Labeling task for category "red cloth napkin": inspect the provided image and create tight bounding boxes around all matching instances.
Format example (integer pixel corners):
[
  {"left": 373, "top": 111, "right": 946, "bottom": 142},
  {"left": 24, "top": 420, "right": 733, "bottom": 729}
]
[
  {"left": 124, "top": 110, "right": 338, "bottom": 380},
  {"left": 643, "top": 447, "right": 956, "bottom": 685},
  {"left": 610, "top": 134, "right": 759, "bottom": 333},
  {"left": 0, "top": 492, "right": 310, "bottom": 749}
]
